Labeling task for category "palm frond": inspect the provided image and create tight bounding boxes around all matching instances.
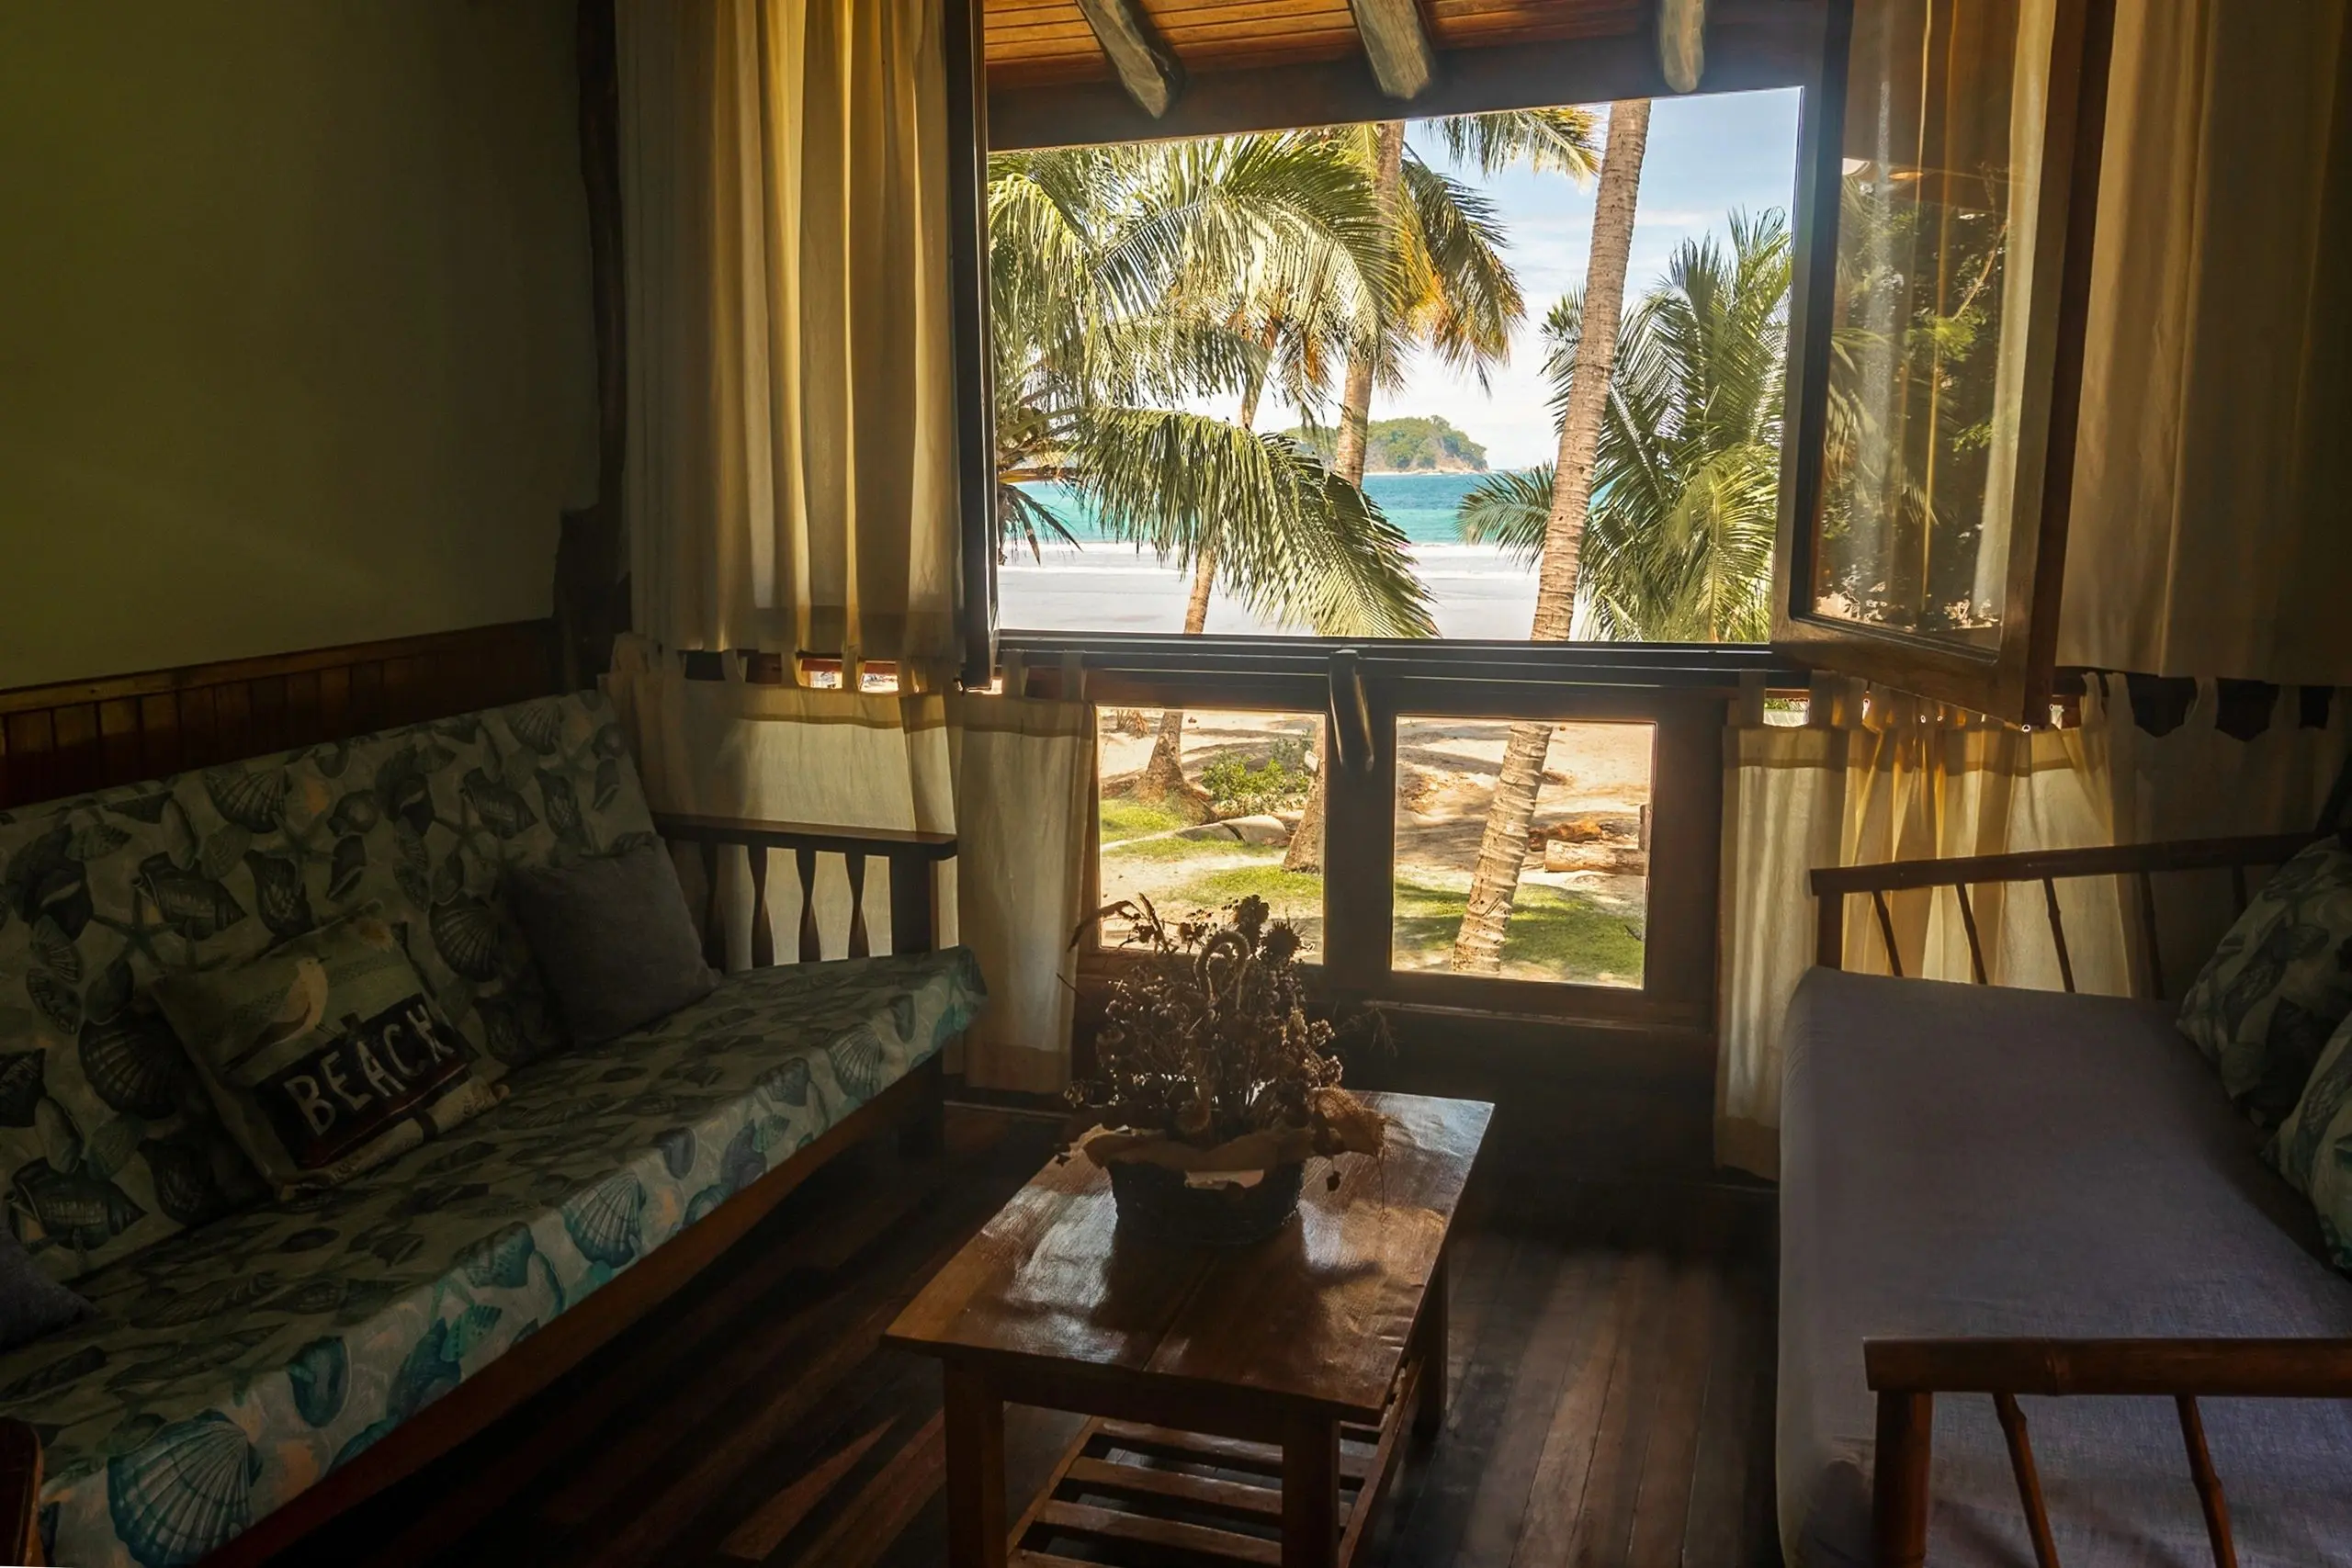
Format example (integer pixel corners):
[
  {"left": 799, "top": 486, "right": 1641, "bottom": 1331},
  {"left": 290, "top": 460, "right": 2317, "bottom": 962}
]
[
  {"left": 1397, "top": 159, "right": 1523, "bottom": 383},
  {"left": 1074, "top": 410, "right": 1436, "bottom": 638},
  {"left": 1494, "top": 209, "right": 1793, "bottom": 642},
  {"left": 1454, "top": 467, "right": 1555, "bottom": 564},
  {"left": 1425, "top": 108, "right": 1602, "bottom": 183},
  {"left": 997, "top": 482, "right": 1081, "bottom": 563}
]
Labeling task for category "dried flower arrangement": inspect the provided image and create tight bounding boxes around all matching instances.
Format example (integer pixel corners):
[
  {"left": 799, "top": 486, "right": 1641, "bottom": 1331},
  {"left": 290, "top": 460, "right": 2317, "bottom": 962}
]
[{"left": 1065, "top": 894, "right": 1387, "bottom": 1200}]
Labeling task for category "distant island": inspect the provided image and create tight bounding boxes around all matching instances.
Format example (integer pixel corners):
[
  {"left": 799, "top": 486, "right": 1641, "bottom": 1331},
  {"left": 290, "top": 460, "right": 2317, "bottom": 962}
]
[{"left": 1283, "top": 415, "right": 1489, "bottom": 474}]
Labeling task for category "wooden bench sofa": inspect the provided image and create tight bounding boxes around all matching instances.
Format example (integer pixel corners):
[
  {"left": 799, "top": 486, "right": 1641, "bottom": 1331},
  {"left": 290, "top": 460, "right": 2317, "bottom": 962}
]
[
  {"left": 0, "top": 691, "right": 972, "bottom": 1567},
  {"left": 1783, "top": 837, "right": 2352, "bottom": 1568}
]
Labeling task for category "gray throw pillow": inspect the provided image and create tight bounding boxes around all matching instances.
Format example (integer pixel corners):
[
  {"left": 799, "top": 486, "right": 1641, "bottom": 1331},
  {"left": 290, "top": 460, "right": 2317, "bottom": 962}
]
[
  {"left": 0, "top": 1230, "right": 91, "bottom": 1350},
  {"left": 507, "top": 842, "right": 718, "bottom": 1046}
]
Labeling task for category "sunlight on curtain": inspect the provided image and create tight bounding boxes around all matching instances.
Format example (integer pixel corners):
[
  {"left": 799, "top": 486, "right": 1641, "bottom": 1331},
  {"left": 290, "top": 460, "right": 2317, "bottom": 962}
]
[
  {"left": 2060, "top": 0, "right": 2352, "bottom": 683},
  {"left": 1715, "top": 675, "right": 2114, "bottom": 1178},
  {"left": 1717, "top": 673, "right": 2352, "bottom": 1177},
  {"left": 605, "top": 637, "right": 1096, "bottom": 1091},
  {"left": 618, "top": 0, "right": 961, "bottom": 682}
]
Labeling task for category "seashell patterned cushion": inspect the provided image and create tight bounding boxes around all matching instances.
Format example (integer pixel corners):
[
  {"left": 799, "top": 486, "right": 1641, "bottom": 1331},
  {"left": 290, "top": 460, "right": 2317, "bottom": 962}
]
[
  {"left": 0, "top": 691, "right": 657, "bottom": 1282},
  {"left": 0, "top": 946, "right": 984, "bottom": 1568},
  {"left": 2267, "top": 1008, "right": 2352, "bottom": 1269},
  {"left": 2177, "top": 834, "right": 2352, "bottom": 1126},
  {"left": 149, "top": 913, "right": 506, "bottom": 1198}
]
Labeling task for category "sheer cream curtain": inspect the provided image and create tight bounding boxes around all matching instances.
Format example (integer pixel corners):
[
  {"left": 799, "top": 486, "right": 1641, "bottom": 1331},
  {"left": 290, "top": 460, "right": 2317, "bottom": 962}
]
[
  {"left": 617, "top": 0, "right": 963, "bottom": 684},
  {"left": 1715, "top": 677, "right": 2117, "bottom": 1177},
  {"left": 1717, "top": 675, "right": 2351, "bottom": 1177},
  {"left": 2058, "top": 0, "right": 2352, "bottom": 684},
  {"left": 605, "top": 637, "right": 1096, "bottom": 1093}
]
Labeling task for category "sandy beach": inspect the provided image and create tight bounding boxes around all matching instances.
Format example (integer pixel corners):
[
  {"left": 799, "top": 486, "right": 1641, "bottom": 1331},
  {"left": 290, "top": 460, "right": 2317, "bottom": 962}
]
[
  {"left": 1001, "top": 541, "right": 1540, "bottom": 640},
  {"left": 1097, "top": 708, "right": 1652, "bottom": 985}
]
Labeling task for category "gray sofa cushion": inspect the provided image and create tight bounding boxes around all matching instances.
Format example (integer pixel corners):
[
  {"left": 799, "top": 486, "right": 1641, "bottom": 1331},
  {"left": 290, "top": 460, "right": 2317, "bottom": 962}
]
[
  {"left": 1780, "top": 968, "right": 2352, "bottom": 1568},
  {"left": 507, "top": 841, "right": 717, "bottom": 1045}
]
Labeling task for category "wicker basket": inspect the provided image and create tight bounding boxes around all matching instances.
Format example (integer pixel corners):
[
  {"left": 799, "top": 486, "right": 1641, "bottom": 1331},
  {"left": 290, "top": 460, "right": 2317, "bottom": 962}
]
[{"left": 1104, "top": 1158, "right": 1305, "bottom": 1247}]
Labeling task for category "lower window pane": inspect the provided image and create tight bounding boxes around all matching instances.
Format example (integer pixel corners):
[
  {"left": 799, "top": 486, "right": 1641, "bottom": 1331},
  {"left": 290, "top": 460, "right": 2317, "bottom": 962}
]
[
  {"left": 1392, "top": 718, "right": 1652, "bottom": 987},
  {"left": 1097, "top": 707, "right": 1324, "bottom": 959}
]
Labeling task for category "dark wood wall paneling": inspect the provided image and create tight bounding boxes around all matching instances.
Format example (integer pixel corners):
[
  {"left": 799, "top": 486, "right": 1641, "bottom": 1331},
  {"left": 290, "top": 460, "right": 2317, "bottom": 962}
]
[{"left": 0, "top": 621, "right": 560, "bottom": 812}]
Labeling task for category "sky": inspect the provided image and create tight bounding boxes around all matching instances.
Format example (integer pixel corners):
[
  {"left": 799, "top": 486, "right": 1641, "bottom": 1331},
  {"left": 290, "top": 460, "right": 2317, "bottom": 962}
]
[{"left": 1291, "top": 87, "right": 1804, "bottom": 471}]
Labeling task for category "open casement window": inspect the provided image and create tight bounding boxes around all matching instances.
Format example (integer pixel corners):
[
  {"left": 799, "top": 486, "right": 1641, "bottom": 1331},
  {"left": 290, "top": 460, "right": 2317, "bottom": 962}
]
[{"left": 1773, "top": 0, "right": 2116, "bottom": 724}]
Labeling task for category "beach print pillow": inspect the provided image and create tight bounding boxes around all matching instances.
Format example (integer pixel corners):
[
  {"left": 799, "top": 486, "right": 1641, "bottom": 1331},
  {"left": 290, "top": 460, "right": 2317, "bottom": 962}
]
[{"left": 151, "top": 911, "right": 503, "bottom": 1195}]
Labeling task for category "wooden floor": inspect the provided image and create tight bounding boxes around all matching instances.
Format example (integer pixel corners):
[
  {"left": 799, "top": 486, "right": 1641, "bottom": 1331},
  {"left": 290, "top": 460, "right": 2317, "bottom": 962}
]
[{"left": 276, "top": 1108, "right": 1780, "bottom": 1568}]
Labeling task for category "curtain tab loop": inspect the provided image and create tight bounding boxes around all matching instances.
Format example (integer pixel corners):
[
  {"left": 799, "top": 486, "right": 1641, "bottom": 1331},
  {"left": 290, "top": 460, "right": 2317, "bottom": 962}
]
[{"left": 1735, "top": 671, "right": 1768, "bottom": 728}]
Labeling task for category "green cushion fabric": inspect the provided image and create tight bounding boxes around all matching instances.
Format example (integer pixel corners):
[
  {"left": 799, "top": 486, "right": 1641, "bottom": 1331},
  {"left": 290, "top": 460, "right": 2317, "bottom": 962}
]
[
  {"left": 2267, "top": 1009, "right": 2352, "bottom": 1269},
  {"left": 3, "top": 948, "right": 983, "bottom": 1568},
  {"left": 0, "top": 693, "right": 653, "bottom": 1280},
  {"left": 150, "top": 915, "right": 505, "bottom": 1196},
  {"left": 2176, "top": 836, "right": 2352, "bottom": 1126}
]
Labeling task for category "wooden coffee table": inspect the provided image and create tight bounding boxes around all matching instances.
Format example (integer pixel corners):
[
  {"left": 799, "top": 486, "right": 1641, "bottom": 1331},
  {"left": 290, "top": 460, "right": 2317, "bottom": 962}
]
[{"left": 884, "top": 1092, "right": 1491, "bottom": 1568}]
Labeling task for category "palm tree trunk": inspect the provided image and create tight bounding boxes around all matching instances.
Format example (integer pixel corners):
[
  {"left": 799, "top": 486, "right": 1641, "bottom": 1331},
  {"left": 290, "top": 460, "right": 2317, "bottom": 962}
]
[
  {"left": 1451, "top": 99, "right": 1653, "bottom": 974},
  {"left": 1138, "top": 547, "right": 1218, "bottom": 809},
  {"left": 1331, "top": 120, "right": 1406, "bottom": 485},
  {"left": 1287, "top": 120, "right": 1405, "bottom": 874}
]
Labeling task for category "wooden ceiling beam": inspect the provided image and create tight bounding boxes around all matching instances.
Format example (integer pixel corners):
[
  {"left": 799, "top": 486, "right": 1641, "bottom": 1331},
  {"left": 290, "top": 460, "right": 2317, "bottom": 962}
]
[
  {"left": 989, "top": 5, "right": 1825, "bottom": 151},
  {"left": 1659, "top": 0, "right": 1707, "bottom": 91},
  {"left": 1347, "top": 0, "right": 1436, "bottom": 99},
  {"left": 1074, "top": 0, "right": 1184, "bottom": 118}
]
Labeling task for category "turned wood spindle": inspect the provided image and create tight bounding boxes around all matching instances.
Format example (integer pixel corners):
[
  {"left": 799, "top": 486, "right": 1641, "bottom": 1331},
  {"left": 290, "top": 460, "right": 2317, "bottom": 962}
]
[
  {"left": 747, "top": 849, "right": 775, "bottom": 967},
  {"left": 796, "top": 849, "right": 821, "bottom": 964},
  {"left": 699, "top": 840, "right": 725, "bottom": 971},
  {"left": 847, "top": 855, "right": 871, "bottom": 959}
]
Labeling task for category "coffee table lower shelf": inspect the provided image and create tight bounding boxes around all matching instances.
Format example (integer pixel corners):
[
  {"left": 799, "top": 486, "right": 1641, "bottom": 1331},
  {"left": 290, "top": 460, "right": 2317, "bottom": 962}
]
[{"left": 1002, "top": 1356, "right": 1430, "bottom": 1568}]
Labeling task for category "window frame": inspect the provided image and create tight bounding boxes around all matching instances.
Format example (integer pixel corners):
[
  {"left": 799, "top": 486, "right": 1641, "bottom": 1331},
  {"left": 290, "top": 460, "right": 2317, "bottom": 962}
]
[
  {"left": 966, "top": 10, "right": 1831, "bottom": 1041},
  {"left": 1769, "top": 0, "right": 2120, "bottom": 725},
  {"left": 1011, "top": 634, "right": 1799, "bottom": 1032}
]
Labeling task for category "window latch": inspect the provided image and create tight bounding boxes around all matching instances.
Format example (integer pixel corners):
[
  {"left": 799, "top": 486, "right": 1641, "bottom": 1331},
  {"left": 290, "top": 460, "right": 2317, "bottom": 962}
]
[{"left": 1329, "top": 649, "right": 1374, "bottom": 775}]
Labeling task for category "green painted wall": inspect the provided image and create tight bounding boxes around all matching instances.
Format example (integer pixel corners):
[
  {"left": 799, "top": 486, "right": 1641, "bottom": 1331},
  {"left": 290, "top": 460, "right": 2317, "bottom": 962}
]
[{"left": 0, "top": 2, "right": 597, "bottom": 689}]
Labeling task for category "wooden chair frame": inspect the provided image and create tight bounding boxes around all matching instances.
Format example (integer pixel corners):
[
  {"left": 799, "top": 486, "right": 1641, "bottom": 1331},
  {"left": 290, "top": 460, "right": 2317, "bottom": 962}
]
[
  {"left": 0, "top": 816, "right": 956, "bottom": 1567},
  {"left": 1812, "top": 832, "right": 2319, "bottom": 1001},
  {"left": 1811, "top": 831, "right": 2346, "bottom": 1568}
]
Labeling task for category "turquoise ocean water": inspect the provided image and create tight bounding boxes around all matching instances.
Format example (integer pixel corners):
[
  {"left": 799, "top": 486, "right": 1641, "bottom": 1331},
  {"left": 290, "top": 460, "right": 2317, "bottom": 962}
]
[
  {"left": 1025, "top": 471, "right": 1506, "bottom": 546},
  {"left": 1002, "top": 471, "right": 1537, "bottom": 637}
]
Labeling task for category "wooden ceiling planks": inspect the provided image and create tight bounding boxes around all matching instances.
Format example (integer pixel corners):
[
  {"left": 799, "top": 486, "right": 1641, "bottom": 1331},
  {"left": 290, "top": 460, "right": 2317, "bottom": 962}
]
[
  {"left": 1424, "top": 0, "right": 1648, "bottom": 48},
  {"left": 983, "top": 0, "right": 1649, "bottom": 90}
]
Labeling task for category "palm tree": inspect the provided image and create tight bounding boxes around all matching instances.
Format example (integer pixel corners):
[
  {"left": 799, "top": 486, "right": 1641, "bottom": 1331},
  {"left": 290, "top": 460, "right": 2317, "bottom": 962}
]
[
  {"left": 1451, "top": 99, "right": 1654, "bottom": 975},
  {"left": 1456, "top": 210, "right": 1792, "bottom": 641},
  {"left": 1282, "top": 109, "right": 1600, "bottom": 871},
  {"left": 989, "top": 141, "right": 1436, "bottom": 802}
]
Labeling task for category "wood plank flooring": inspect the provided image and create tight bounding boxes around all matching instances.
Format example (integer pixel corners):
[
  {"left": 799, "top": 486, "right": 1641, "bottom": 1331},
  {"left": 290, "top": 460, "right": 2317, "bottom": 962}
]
[{"left": 268, "top": 1108, "right": 1780, "bottom": 1568}]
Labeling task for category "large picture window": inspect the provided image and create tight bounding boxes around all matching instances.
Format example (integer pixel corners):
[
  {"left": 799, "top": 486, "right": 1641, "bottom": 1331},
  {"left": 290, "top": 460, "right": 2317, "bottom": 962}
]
[
  {"left": 982, "top": 48, "right": 1822, "bottom": 1032},
  {"left": 991, "top": 92, "right": 1804, "bottom": 650}
]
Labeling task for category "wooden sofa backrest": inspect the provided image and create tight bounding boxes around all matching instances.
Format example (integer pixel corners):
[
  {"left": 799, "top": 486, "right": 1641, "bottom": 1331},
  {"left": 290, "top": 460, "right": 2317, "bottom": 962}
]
[
  {"left": 654, "top": 814, "right": 957, "bottom": 962},
  {"left": 1810, "top": 832, "right": 2323, "bottom": 1001}
]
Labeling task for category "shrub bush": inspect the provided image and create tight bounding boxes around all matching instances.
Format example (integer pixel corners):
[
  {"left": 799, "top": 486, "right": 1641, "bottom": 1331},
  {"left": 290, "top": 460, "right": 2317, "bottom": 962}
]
[{"left": 1201, "top": 738, "right": 1311, "bottom": 817}]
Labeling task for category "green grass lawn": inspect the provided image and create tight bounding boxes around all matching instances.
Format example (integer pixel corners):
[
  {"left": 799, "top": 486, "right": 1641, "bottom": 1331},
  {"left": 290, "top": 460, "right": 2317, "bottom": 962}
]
[
  {"left": 1393, "top": 876, "right": 1644, "bottom": 981},
  {"left": 1150, "top": 862, "right": 1644, "bottom": 982},
  {"left": 1099, "top": 796, "right": 1190, "bottom": 844},
  {"left": 1102, "top": 831, "right": 1261, "bottom": 863},
  {"left": 1159, "top": 861, "right": 1322, "bottom": 908}
]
